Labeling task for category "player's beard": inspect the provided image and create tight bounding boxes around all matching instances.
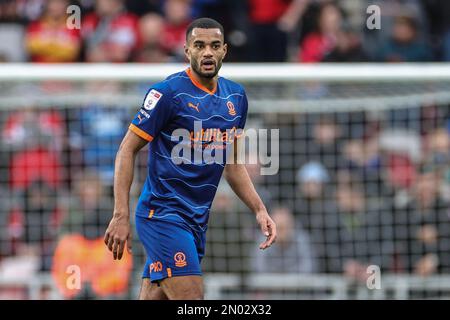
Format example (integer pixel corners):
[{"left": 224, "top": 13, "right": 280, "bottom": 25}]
[{"left": 192, "top": 59, "right": 222, "bottom": 79}]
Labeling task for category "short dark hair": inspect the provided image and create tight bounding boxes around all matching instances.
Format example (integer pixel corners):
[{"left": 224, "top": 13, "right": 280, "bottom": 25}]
[{"left": 185, "top": 18, "right": 224, "bottom": 42}]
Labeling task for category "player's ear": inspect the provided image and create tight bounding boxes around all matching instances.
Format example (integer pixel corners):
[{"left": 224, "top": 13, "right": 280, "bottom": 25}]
[
  {"left": 184, "top": 43, "right": 190, "bottom": 61},
  {"left": 222, "top": 43, "right": 228, "bottom": 59}
]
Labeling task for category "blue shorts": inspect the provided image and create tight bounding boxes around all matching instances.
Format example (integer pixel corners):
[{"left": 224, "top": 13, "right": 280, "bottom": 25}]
[{"left": 135, "top": 215, "right": 206, "bottom": 283}]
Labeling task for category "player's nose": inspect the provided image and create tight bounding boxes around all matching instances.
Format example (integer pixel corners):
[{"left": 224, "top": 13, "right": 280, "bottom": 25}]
[{"left": 203, "top": 45, "right": 214, "bottom": 57}]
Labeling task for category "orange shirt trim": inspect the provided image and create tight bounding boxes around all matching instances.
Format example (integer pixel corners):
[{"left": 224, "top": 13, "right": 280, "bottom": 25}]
[
  {"left": 186, "top": 68, "right": 217, "bottom": 95},
  {"left": 129, "top": 124, "right": 153, "bottom": 142}
]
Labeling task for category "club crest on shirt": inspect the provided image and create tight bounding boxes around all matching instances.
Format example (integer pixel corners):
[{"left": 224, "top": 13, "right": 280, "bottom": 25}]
[
  {"left": 174, "top": 252, "right": 187, "bottom": 267},
  {"left": 227, "top": 101, "right": 236, "bottom": 116},
  {"left": 143, "top": 89, "right": 163, "bottom": 110}
]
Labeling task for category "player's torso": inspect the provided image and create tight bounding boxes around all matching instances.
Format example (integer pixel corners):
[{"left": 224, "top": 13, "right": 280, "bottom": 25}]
[
  {"left": 166, "top": 76, "right": 244, "bottom": 141},
  {"left": 137, "top": 72, "right": 246, "bottom": 228}
]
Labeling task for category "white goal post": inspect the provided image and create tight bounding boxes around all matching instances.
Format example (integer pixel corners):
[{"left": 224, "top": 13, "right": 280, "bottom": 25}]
[
  {"left": 1, "top": 63, "right": 450, "bottom": 81},
  {"left": 0, "top": 63, "right": 450, "bottom": 114}
]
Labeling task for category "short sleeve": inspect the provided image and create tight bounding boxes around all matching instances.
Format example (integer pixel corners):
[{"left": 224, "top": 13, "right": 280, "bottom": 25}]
[
  {"left": 129, "top": 84, "right": 173, "bottom": 142},
  {"left": 238, "top": 89, "right": 248, "bottom": 130}
]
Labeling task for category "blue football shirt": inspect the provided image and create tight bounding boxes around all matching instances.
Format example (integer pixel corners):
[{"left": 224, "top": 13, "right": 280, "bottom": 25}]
[{"left": 129, "top": 68, "right": 248, "bottom": 231}]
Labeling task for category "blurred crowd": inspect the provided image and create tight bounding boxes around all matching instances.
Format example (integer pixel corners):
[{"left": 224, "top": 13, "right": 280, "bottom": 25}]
[
  {"left": 208, "top": 102, "right": 450, "bottom": 287},
  {"left": 5, "top": 103, "right": 449, "bottom": 298},
  {"left": 0, "top": 104, "right": 134, "bottom": 299},
  {"left": 0, "top": 0, "right": 449, "bottom": 63},
  {"left": 0, "top": 76, "right": 448, "bottom": 299},
  {"left": 0, "top": 0, "right": 450, "bottom": 300}
]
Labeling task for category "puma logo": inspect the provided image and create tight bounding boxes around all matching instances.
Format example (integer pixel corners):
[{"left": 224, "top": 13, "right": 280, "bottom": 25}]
[
  {"left": 188, "top": 102, "right": 200, "bottom": 112},
  {"left": 138, "top": 114, "right": 144, "bottom": 124}
]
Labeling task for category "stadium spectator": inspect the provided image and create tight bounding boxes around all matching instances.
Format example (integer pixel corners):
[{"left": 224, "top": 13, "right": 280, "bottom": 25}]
[
  {"left": 52, "top": 170, "right": 133, "bottom": 299},
  {"left": 423, "top": 127, "right": 450, "bottom": 201},
  {"left": 160, "top": 0, "right": 193, "bottom": 62},
  {"left": 7, "top": 179, "right": 63, "bottom": 272},
  {"left": 60, "top": 170, "right": 112, "bottom": 239},
  {"left": 376, "top": 15, "right": 432, "bottom": 62},
  {"left": 340, "top": 138, "right": 382, "bottom": 197},
  {"left": 0, "top": 0, "right": 27, "bottom": 62},
  {"left": 393, "top": 167, "right": 450, "bottom": 275},
  {"left": 419, "top": 104, "right": 447, "bottom": 136},
  {"left": 15, "top": 0, "right": 47, "bottom": 22},
  {"left": 361, "top": 0, "right": 429, "bottom": 60},
  {"left": 298, "top": 2, "right": 342, "bottom": 63},
  {"left": 264, "top": 114, "right": 301, "bottom": 201},
  {"left": 0, "top": 0, "right": 45, "bottom": 23},
  {"left": 294, "top": 161, "right": 334, "bottom": 272},
  {"left": 190, "top": 0, "right": 223, "bottom": 19},
  {"left": 206, "top": 182, "right": 254, "bottom": 273},
  {"left": 327, "top": 181, "right": 395, "bottom": 280},
  {"left": 52, "top": 234, "right": 133, "bottom": 299},
  {"left": 134, "top": 13, "right": 169, "bottom": 63},
  {"left": 296, "top": 161, "right": 329, "bottom": 200},
  {"left": 421, "top": 0, "right": 450, "bottom": 60},
  {"left": 422, "top": 128, "right": 449, "bottom": 169},
  {"left": 378, "top": 129, "right": 421, "bottom": 193},
  {"left": 82, "top": 0, "right": 140, "bottom": 62},
  {"left": 0, "top": 185, "right": 12, "bottom": 259},
  {"left": 306, "top": 115, "right": 344, "bottom": 181},
  {"left": 68, "top": 104, "right": 129, "bottom": 187},
  {"left": 1, "top": 108, "right": 65, "bottom": 191},
  {"left": 322, "top": 27, "right": 368, "bottom": 62},
  {"left": 444, "top": 31, "right": 450, "bottom": 61},
  {"left": 2, "top": 108, "right": 64, "bottom": 153},
  {"left": 25, "top": 0, "right": 82, "bottom": 63},
  {"left": 0, "top": 0, "right": 21, "bottom": 22},
  {"left": 125, "top": 0, "right": 160, "bottom": 17},
  {"left": 251, "top": 206, "right": 316, "bottom": 273},
  {"left": 342, "top": 140, "right": 369, "bottom": 174},
  {"left": 248, "top": 0, "right": 309, "bottom": 62}
]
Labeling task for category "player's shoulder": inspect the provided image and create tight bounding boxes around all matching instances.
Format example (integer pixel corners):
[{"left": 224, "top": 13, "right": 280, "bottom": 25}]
[
  {"left": 218, "top": 76, "right": 246, "bottom": 95},
  {"left": 147, "top": 70, "right": 190, "bottom": 95}
]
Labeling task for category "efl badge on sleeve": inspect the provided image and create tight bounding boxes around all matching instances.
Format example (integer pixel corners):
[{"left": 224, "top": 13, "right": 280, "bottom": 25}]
[{"left": 143, "top": 89, "right": 163, "bottom": 110}]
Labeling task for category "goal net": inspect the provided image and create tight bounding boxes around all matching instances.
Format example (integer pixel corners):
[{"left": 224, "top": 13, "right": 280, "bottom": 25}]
[{"left": 0, "top": 63, "right": 449, "bottom": 299}]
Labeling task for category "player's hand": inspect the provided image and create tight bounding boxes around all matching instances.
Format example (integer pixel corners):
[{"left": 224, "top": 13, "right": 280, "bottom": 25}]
[
  {"left": 104, "top": 214, "right": 132, "bottom": 260},
  {"left": 256, "top": 210, "right": 277, "bottom": 250}
]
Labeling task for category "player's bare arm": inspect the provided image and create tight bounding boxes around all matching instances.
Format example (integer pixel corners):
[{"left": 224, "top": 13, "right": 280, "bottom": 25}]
[
  {"left": 104, "top": 130, "right": 147, "bottom": 260},
  {"left": 224, "top": 162, "right": 277, "bottom": 250}
]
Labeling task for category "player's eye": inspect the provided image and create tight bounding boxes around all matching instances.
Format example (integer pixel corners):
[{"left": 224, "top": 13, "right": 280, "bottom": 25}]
[
  {"left": 194, "top": 43, "right": 204, "bottom": 49},
  {"left": 212, "top": 44, "right": 221, "bottom": 49}
]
